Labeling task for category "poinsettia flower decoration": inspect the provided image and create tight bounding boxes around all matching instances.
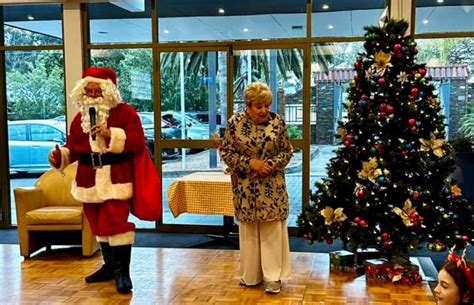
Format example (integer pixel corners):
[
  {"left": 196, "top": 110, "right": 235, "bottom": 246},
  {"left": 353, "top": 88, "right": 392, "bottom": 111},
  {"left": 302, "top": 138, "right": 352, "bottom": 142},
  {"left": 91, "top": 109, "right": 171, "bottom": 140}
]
[
  {"left": 393, "top": 199, "right": 422, "bottom": 227},
  {"left": 372, "top": 51, "right": 393, "bottom": 75},
  {"left": 320, "top": 206, "right": 348, "bottom": 225},
  {"left": 419, "top": 133, "right": 446, "bottom": 157},
  {"left": 358, "top": 158, "right": 383, "bottom": 183}
]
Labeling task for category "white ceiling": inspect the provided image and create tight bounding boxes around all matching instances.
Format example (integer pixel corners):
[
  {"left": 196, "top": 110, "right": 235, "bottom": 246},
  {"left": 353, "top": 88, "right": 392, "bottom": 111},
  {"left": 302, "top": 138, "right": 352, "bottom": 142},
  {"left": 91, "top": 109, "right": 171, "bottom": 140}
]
[{"left": 4, "top": 6, "right": 473, "bottom": 44}]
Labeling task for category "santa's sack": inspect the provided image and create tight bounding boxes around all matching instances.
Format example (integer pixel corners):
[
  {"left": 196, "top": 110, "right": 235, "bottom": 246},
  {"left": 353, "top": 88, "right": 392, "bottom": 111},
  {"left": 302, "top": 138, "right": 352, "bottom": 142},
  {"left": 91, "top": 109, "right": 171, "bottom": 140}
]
[{"left": 131, "top": 148, "right": 163, "bottom": 221}]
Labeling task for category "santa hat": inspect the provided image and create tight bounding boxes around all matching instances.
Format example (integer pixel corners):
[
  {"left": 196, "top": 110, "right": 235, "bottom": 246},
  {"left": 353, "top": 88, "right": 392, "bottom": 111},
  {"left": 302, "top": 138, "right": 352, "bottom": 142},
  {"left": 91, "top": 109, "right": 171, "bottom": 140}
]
[
  {"left": 70, "top": 66, "right": 122, "bottom": 107},
  {"left": 82, "top": 67, "right": 117, "bottom": 85}
]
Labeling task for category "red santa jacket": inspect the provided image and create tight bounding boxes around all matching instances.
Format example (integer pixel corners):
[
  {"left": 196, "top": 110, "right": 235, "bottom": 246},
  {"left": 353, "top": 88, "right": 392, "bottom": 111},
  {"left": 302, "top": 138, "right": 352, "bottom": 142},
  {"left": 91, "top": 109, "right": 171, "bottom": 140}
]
[{"left": 57, "top": 103, "right": 162, "bottom": 220}]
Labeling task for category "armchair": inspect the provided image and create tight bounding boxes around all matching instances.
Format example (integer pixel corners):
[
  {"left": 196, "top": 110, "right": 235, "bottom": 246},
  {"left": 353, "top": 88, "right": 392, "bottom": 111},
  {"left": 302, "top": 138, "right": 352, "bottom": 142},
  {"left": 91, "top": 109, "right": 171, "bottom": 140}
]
[{"left": 14, "top": 162, "right": 99, "bottom": 258}]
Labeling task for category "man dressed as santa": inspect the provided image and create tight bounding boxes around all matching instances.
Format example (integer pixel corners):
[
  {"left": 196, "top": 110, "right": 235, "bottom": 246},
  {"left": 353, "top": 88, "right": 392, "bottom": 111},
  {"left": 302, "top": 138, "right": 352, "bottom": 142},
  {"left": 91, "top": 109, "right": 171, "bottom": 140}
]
[{"left": 49, "top": 67, "right": 161, "bottom": 294}]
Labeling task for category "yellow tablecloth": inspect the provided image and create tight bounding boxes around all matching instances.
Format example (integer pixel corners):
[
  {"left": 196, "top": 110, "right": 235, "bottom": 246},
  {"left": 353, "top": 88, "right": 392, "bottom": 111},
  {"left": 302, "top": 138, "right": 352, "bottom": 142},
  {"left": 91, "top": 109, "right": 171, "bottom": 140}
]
[{"left": 167, "top": 172, "right": 234, "bottom": 217}]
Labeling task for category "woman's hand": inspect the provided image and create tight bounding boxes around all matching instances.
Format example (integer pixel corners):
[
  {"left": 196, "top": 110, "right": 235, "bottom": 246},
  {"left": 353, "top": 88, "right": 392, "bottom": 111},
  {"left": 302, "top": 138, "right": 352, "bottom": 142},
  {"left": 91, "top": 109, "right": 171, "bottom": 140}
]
[
  {"left": 91, "top": 123, "right": 111, "bottom": 139},
  {"left": 250, "top": 159, "right": 274, "bottom": 177}
]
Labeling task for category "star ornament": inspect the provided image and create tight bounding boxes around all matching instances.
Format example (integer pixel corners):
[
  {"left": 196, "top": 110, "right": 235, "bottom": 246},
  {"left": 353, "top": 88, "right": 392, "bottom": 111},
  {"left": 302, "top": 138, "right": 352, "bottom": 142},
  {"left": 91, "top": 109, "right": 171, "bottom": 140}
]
[
  {"left": 358, "top": 158, "right": 382, "bottom": 183},
  {"left": 320, "top": 206, "right": 348, "bottom": 225},
  {"left": 397, "top": 71, "right": 409, "bottom": 83},
  {"left": 393, "top": 199, "right": 418, "bottom": 227},
  {"left": 371, "top": 51, "right": 393, "bottom": 75},
  {"left": 419, "top": 133, "right": 446, "bottom": 157}
]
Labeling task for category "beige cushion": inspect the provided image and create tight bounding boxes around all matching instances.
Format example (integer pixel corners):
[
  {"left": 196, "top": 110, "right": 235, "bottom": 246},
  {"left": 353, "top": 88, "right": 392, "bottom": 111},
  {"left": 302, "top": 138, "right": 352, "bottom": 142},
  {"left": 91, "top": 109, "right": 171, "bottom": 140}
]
[{"left": 26, "top": 206, "right": 83, "bottom": 225}]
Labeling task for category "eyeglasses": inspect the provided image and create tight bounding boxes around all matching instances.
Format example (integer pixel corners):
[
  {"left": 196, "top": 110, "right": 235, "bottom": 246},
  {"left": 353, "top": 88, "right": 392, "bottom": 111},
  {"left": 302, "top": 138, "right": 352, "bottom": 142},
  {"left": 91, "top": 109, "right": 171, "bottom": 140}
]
[{"left": 84, "top": 88, "right": 103, "bottom": 96}]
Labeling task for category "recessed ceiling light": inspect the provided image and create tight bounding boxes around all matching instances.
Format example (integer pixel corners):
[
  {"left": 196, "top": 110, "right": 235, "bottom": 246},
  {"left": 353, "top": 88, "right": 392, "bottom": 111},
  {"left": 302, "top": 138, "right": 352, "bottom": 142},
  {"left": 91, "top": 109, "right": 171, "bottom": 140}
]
[
  {"left": 218, "top": 8, "right": 225, "bottom": 14},
  {"left": 327, "top": 24, "right": 334, "bottom": 30},
  {"left": 98, "top": 31, "right": 108, "bottom": 34},
  {"left": 322, "top": 4, "right": 329, "bottom": 10},
  {"left": 437, "top": 0, "right": 444, "bottom": 3},
  {"left": 164, "top": 29, "right": 169, "bottom": 34},
  {"left": 243, "top": 28, "right": 249, "bottom": 32},
  {"left": 423, "top": 19, "right": 429, "bottom": 24},
  {"left": 27, "top": 15, "right": 34, "bottom": 20}
]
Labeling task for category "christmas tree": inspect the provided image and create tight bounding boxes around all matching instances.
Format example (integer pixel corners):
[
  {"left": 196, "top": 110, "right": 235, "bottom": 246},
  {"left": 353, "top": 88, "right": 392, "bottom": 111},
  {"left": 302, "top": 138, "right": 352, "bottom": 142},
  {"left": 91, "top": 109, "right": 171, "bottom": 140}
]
[{"left": 299, "top": 19, "right": 474, "bottom": 263}]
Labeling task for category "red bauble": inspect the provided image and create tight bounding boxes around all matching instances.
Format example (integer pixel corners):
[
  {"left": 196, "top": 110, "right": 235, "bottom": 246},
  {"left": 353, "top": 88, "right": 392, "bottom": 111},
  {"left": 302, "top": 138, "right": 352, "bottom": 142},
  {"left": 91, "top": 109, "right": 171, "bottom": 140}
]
[
  {"left": 354, "top": 61, "right": 361, "bottom": 69},
  {"left": 381, "top": 233, "right": 389, "bottom": 241},
  {"left": 462, "top": 235, "right": 469, "bottom": 242},
  {"left": 385, "top": 105, "right": 394, "bottom": 114},
  {"left": 410, "top": 87, "right": 419, "bottom": 96},
  {"left": 393, "top": 44, "right": 402, "bottom": 51},
  {"left": 378, "top": 78, "right": 386, "bottom": 86},
  {"left": 344, "top": 140, "right": 351, "bottom": 147},
  {"left": 359, "top": 220, "right": 367, "bottom": 228},
  {"left": 346, "top": 134, "right": 353, "bottom": 142},
  {"left": 355, "top": 189, "right": 365, "bottom": 199},
  {"left": 361, "top": 94, "right": 369, "bottom": 100},
  {"left": 419, "top": 68, "right": 427, "bottom": 76},
  {"left": 408, "top": 118, "right": 416, "bottom": 126},
  {"left": 379, "top": 112, "right": 387, "bottom": 119},
  {"left": 354, "top": 217, "right": 361, "bottom": 223}
]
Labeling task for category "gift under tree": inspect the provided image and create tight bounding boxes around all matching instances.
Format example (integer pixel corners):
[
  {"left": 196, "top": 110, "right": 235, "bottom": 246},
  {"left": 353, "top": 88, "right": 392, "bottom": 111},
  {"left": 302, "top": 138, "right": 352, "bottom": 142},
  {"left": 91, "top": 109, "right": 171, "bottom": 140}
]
[{"left": 298, "top": 19, "right": 474, "bottom": 274}]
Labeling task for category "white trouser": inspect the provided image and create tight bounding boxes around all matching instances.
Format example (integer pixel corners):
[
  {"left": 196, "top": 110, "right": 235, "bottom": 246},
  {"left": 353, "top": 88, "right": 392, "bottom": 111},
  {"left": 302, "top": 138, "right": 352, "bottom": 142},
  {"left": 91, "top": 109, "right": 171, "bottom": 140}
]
[{"left": 238, "top": 220, "right": 291, "bottom": 285}]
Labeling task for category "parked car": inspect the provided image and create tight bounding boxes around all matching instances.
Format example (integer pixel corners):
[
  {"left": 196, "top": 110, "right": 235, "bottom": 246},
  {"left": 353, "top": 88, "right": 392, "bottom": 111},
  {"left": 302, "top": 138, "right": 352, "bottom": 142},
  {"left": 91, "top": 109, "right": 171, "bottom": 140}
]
[
  {"left": 188, "top": 111, "right": 223, "bottom": 126},
  {"left": 8, "top": 120, "right": 66, "bottom": 174},
  {"left": 138, "top": 112, "right": 180, "bottom": 159},
  {"left": 162, "top": 111, "right": 212, "bottom": 140}
]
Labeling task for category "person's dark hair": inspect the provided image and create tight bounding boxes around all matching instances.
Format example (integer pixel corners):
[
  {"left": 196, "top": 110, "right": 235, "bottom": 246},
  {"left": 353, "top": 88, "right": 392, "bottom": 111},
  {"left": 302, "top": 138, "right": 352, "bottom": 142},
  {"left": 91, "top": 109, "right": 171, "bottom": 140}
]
[{"left": 441, "top": 260, "right": 474, "bottom": 304}]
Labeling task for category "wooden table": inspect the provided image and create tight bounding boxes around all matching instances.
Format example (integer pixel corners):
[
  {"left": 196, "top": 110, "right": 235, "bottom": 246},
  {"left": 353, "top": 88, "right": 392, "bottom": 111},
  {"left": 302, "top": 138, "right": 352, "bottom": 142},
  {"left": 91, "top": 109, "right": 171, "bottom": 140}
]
[{"left": 167, "top": 172, "right": 237, "bottom": 246}]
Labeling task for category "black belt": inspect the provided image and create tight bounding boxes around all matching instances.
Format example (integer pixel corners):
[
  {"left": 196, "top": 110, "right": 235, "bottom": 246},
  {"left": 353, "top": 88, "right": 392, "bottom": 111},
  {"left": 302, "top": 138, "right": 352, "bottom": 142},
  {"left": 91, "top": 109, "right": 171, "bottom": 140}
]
[{"left": 78, "top": 152, "right": 133, "bottom": 169}]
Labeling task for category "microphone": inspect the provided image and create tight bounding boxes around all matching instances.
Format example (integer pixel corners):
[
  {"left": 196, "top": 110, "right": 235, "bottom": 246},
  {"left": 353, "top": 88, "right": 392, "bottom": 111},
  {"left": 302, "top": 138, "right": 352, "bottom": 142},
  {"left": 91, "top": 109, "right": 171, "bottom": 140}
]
[{"left": 89, "top": 107, "right": 96, "bottom": 140}]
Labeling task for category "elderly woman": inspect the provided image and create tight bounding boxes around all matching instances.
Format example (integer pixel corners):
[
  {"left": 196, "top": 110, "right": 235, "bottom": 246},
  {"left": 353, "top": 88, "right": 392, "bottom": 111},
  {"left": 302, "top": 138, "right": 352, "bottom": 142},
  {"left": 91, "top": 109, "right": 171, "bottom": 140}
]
[{"left": 220, "top": 82, "right": 293, "bottom": 294}]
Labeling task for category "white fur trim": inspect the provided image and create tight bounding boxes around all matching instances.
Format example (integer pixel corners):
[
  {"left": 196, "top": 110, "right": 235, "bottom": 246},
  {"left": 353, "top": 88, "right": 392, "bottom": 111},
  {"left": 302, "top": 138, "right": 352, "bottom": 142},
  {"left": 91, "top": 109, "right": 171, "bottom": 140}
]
[
  {"left": 89, "top": 135, "right": 108, "bottom": 153},
  {"left": 107, "top": 127, "right": 126, "bottom": 153},
  {"left": 71, "top": 165, "right": 133, "bottom": 203},
  {"left": 109, "top": 231, "right": 135, "bottom": 246},
  {"left": 96, "top": 236, "right": 108, "bottom": 243},
  {"left": 54, "top": 147, "right": 70, "bottom": 171}
]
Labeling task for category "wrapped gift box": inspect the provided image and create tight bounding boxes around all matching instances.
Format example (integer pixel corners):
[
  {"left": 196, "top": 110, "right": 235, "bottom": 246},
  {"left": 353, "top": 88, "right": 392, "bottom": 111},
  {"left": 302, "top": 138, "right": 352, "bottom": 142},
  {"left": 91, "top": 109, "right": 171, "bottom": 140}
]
[
  {"left": 329, "top": 250, "right": 355, "bottom": 271},
  {"left": 341, "top": 264, "right": 365, "bottom": 276},
  {"left": 355, "top": 248, "right": 380, "bottom": 265},
  {"left": 364, "top": 258, "right": 422, "bottom": 285}
]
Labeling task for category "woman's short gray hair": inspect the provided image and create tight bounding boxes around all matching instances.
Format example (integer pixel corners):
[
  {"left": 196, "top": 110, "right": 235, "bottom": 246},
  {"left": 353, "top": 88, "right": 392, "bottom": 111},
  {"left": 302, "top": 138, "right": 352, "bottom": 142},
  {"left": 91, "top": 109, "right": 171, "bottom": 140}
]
[{"left": 244, "top": 82, "right": 272, "bottom": 107}]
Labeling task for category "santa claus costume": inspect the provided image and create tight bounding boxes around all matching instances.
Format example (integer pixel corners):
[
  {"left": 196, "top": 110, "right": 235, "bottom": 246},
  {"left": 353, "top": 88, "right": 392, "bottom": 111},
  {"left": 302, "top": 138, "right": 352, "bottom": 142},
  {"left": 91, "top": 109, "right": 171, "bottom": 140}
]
[{"left": 52, "top": 67, "right": 161, "bottom": 294}]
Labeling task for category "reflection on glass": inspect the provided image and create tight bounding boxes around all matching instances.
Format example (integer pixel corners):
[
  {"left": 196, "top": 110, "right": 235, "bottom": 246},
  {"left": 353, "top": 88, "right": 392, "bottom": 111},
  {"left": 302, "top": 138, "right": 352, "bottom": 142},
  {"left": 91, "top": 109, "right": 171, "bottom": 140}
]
[
  {"left": 88, "top": 1, "right": 152, "bottom": 44},
  {"left": 233, "top": 48, "right": 303, "bottom": 139},
  {"left": 415, "top": 2, "right": 474, "bottom": 34},
  {"left": 6, "top": 50, "right": 65, "bottom": 225},
  {"left": 160, "top": 51, "right": 227, "bottom": 140},
  {"left": 3, "top": 4, "right": 63, "bottom": 46},
  {"left": 310, "top": 42, "right": 363, "bottom": 194},
  {"left": 312, "top": 0, "right": 385, "bottom": 37},
  {"left": 157, "top": 0, "right": 306, "bottom": 42},
  {"left": 416, "top": 38, "right": 473, "bottom": 139}
]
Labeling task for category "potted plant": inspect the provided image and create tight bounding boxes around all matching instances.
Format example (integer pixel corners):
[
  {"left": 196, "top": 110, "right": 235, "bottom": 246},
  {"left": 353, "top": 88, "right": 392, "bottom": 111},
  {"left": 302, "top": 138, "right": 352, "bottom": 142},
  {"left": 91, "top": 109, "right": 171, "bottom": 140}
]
[{"left": 451, "top": 103, "right": 474, "bottom": 201}]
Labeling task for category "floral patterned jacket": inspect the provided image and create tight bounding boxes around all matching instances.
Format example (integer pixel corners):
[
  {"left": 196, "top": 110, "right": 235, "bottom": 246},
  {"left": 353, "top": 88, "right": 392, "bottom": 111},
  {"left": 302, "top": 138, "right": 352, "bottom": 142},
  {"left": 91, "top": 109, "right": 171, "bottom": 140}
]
[{"left": 220, "top": 111, "right": 293, "bottom": 223}]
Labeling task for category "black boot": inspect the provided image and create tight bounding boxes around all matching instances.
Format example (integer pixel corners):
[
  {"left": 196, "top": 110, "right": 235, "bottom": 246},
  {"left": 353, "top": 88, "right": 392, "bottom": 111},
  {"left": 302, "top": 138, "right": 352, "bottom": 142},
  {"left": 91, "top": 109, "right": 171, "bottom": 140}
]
[
  {"left": 85, "top": 242, "right": 114, "bottom": 283},
  {"left": 113, "top": 245, "right": 133, "bottom": 294}
]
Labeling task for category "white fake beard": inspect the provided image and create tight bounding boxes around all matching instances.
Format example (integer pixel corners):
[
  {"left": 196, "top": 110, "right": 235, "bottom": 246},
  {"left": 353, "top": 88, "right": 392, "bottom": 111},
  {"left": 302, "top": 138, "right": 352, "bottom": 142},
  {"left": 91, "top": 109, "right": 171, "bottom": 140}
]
[{"left": 78, "top": 96, "right": 112, "bottom": 134}]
